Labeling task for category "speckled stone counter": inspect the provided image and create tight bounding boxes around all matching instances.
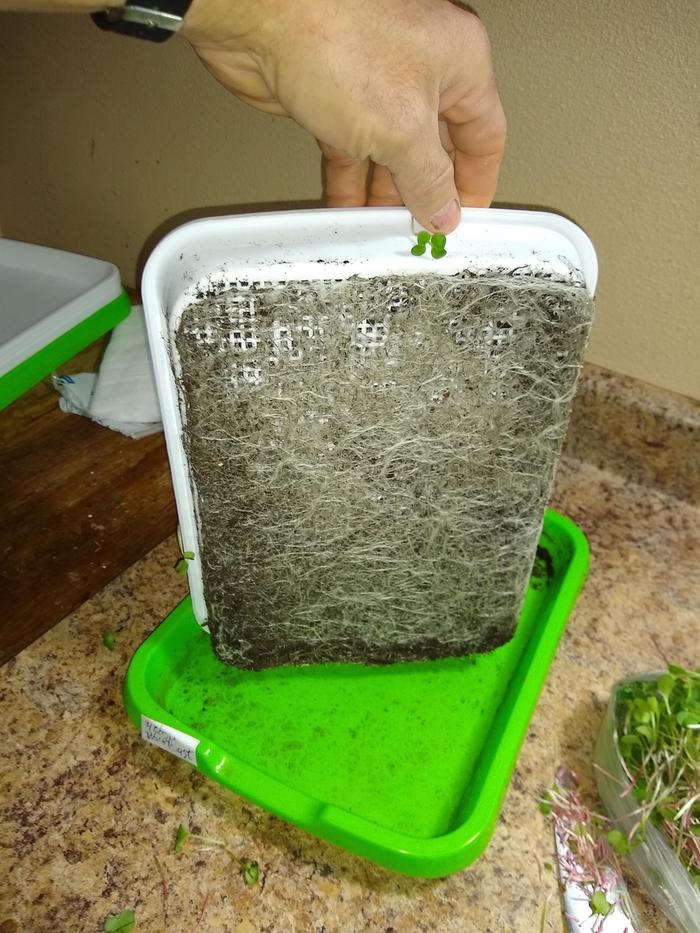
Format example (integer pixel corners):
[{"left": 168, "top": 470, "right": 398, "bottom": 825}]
[{"left": 2, "top": 367, "right": 699, "bottom": 933}]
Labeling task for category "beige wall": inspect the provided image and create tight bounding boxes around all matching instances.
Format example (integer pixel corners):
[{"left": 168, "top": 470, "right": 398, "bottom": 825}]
[{"left": 1, "top": 2, "right": 698, "bottom": 398}]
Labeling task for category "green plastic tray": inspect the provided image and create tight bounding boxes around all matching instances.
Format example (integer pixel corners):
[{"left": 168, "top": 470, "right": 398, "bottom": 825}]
[
  {"left": 124, "top": 509, "right": 588, "bottom": 877},
  {"left": 0, "top": 291, "right": 131, "bottom": 411}
]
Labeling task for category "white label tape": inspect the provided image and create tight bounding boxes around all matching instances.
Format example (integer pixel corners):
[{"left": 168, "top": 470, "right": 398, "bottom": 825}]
[{"left": 141, "top": 715, "right": 199, "bottom": 765}]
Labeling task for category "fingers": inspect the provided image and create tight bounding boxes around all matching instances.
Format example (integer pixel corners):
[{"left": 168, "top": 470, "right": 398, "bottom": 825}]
[
  {"left": 438, "top": 119, "right": 456, "bottom": 160},
  {"left": 319, "top": 141, "right": 370, "bottom": 208},
  {"left": 383, "top": 121, "right": 462, "bottom": 233},
  {"left": 442, "top": 82, "right": 506, "bottom": 208},
  {"left": 318, "top": 4, "right": 505, "bottom": 225},
  {"left": 367, "top": 164, "right": 403, "bottom": 207},
  {"left": 321, "top": 89, "right": 503, "bottom": 226},
  {"left": 438, "top": 12, "right": 506, "bottom": 207}
]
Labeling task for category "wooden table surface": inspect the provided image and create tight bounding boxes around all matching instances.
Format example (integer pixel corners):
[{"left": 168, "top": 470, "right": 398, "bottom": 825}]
[{"left": 0, "top": 335, "right": 177, "bottom": 664}]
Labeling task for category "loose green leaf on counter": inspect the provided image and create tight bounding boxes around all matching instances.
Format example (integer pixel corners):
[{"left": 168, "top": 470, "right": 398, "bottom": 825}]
[
  {"left": 104, "top": 909, "right": 136, "bottom": 932},
  {"left": 174, "top": 824, "right": 189, "bottom": 853},
  {"left": 242, "top": 859, "right": 260, "bottom": 886},
  {"left": 102, "top": 631, "right": 116, "bottom": 651}
]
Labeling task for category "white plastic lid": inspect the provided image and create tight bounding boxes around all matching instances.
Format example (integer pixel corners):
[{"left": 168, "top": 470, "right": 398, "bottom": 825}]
[
  {"left": 0, "top": 238, "right": 123, "bottom": 377},
  {"left": 142, "top": 206, "right": 598, "bottom": 626}
]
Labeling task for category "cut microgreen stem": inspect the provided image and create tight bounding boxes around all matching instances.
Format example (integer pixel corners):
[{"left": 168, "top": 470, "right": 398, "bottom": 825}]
[
  {"left": 185, "top": 833, "right": 232, "bottom": 854},
  {"left": 539, "top": 768, "right": 639, "bottom": 928},
  {"left": 174, "top": 525, "right": 196, "bottom": 573},
  {"left": 174, "top": 825, "right": 261, "bottom": 886}
]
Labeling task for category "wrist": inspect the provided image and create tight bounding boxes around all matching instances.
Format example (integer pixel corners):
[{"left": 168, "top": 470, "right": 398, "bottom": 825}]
[
  {"left": 92, "top": 0, "right": 196, "bottom": 42},
  {"left": 180, "top": 0, "right": 273, "bottom": 49}
]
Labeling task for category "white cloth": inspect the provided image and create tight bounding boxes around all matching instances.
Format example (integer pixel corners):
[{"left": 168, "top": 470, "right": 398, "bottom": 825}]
[{"left": 54, "top": 305, "right": 162, "bottom": 439}]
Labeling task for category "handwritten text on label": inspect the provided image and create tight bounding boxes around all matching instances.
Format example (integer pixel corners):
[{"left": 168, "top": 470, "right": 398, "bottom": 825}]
[{"left": 141, "top": 715, "right": 199, "bottom": 765}]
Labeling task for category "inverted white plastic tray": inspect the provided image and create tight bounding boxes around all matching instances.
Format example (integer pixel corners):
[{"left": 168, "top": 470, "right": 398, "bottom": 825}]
[
  {"left": 141, "top": 207, "right": 598, "bottom": 627},
  {"left": 0, "top": 238, "right": 123, "bottom": 377}
]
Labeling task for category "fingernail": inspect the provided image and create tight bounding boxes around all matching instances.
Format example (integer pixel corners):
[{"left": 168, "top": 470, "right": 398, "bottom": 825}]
[{"left": 430, "top": 198, "right": 460, "bottom": 232}]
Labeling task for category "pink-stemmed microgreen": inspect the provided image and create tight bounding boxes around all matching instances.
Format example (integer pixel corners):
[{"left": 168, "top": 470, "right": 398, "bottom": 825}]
[
  {"left": 539, "top": 768, "right": 639, "bottom": 931},
  {"left": 174, "top": 825, "right": 260, "bottom": 886}
]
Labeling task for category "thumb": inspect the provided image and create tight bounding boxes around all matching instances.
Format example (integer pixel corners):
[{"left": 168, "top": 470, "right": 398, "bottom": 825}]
[{"left": 385, "top": 127, "right": 461, "bottom": 234}]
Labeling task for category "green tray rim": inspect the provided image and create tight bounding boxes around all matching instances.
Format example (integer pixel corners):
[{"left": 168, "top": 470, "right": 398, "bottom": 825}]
[
  {"left": 0, "top": 290, "right": 131, "bottom": 411},
  {"left": 124, "top": 508, "right": 589, "bottom": 877}
]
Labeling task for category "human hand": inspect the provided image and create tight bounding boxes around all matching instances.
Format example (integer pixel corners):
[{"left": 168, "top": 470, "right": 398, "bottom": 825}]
[{"left": 181, "top": 0, "right": 506, "bottom": 233}]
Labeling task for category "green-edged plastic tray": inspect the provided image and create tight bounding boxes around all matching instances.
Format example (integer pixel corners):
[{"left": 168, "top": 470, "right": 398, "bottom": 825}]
[
  {"left": 125, "top": 509, "right": 588, "bottom": 877},
  {"left": 0, "top": 291, "right": 131, "bottom": 411}
]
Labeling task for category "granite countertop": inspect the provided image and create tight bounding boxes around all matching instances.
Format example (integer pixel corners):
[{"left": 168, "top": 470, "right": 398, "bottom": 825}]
[{"left": 2, "top": 367, "right": 699, "bottom": 933}]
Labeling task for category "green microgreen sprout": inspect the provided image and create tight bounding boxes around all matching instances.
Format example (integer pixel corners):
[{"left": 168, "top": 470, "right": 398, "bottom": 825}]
[
  {"left": 411, "top": 230, "right": 447, "bottom": 259},
  {"left": 174, "top": 526, "right": 196, "bottom": 574},
  {"left": 430, "top": 232, "right": 447, "bottom": 259},
  {"left": 102, "top": 631, "right": 116, "bottom": 651},
  {"left": 173, "top": 825, "right": 262, "bottom": 888},
  {"left": 174, "top": 552, "right": 195, "bottom": 574},
  {"left": 613, "top": 663, "right": 700, "bottom": 885},
  {"left": 104, "top": 910, "right": 136, "bottom": 933},
  {"left": 589, "top": 889, "right": 613, "bottom": 917},
  {"left": 605, "top": 829, "right": 631, "bottom": 857}
]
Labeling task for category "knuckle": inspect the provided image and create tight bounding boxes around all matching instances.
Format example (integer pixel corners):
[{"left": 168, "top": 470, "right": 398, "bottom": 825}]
[
  {"left": 460, "top": 10, "right": 490, "bottom": 49},
  {"left": 479, "top": 87, "right": 508, "bottom": 152}
]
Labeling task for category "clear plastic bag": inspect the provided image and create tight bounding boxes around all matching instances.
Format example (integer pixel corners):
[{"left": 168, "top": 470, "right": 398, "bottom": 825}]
[{"left": 594, "top": 673, "right": 700, "bottom": 933}]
